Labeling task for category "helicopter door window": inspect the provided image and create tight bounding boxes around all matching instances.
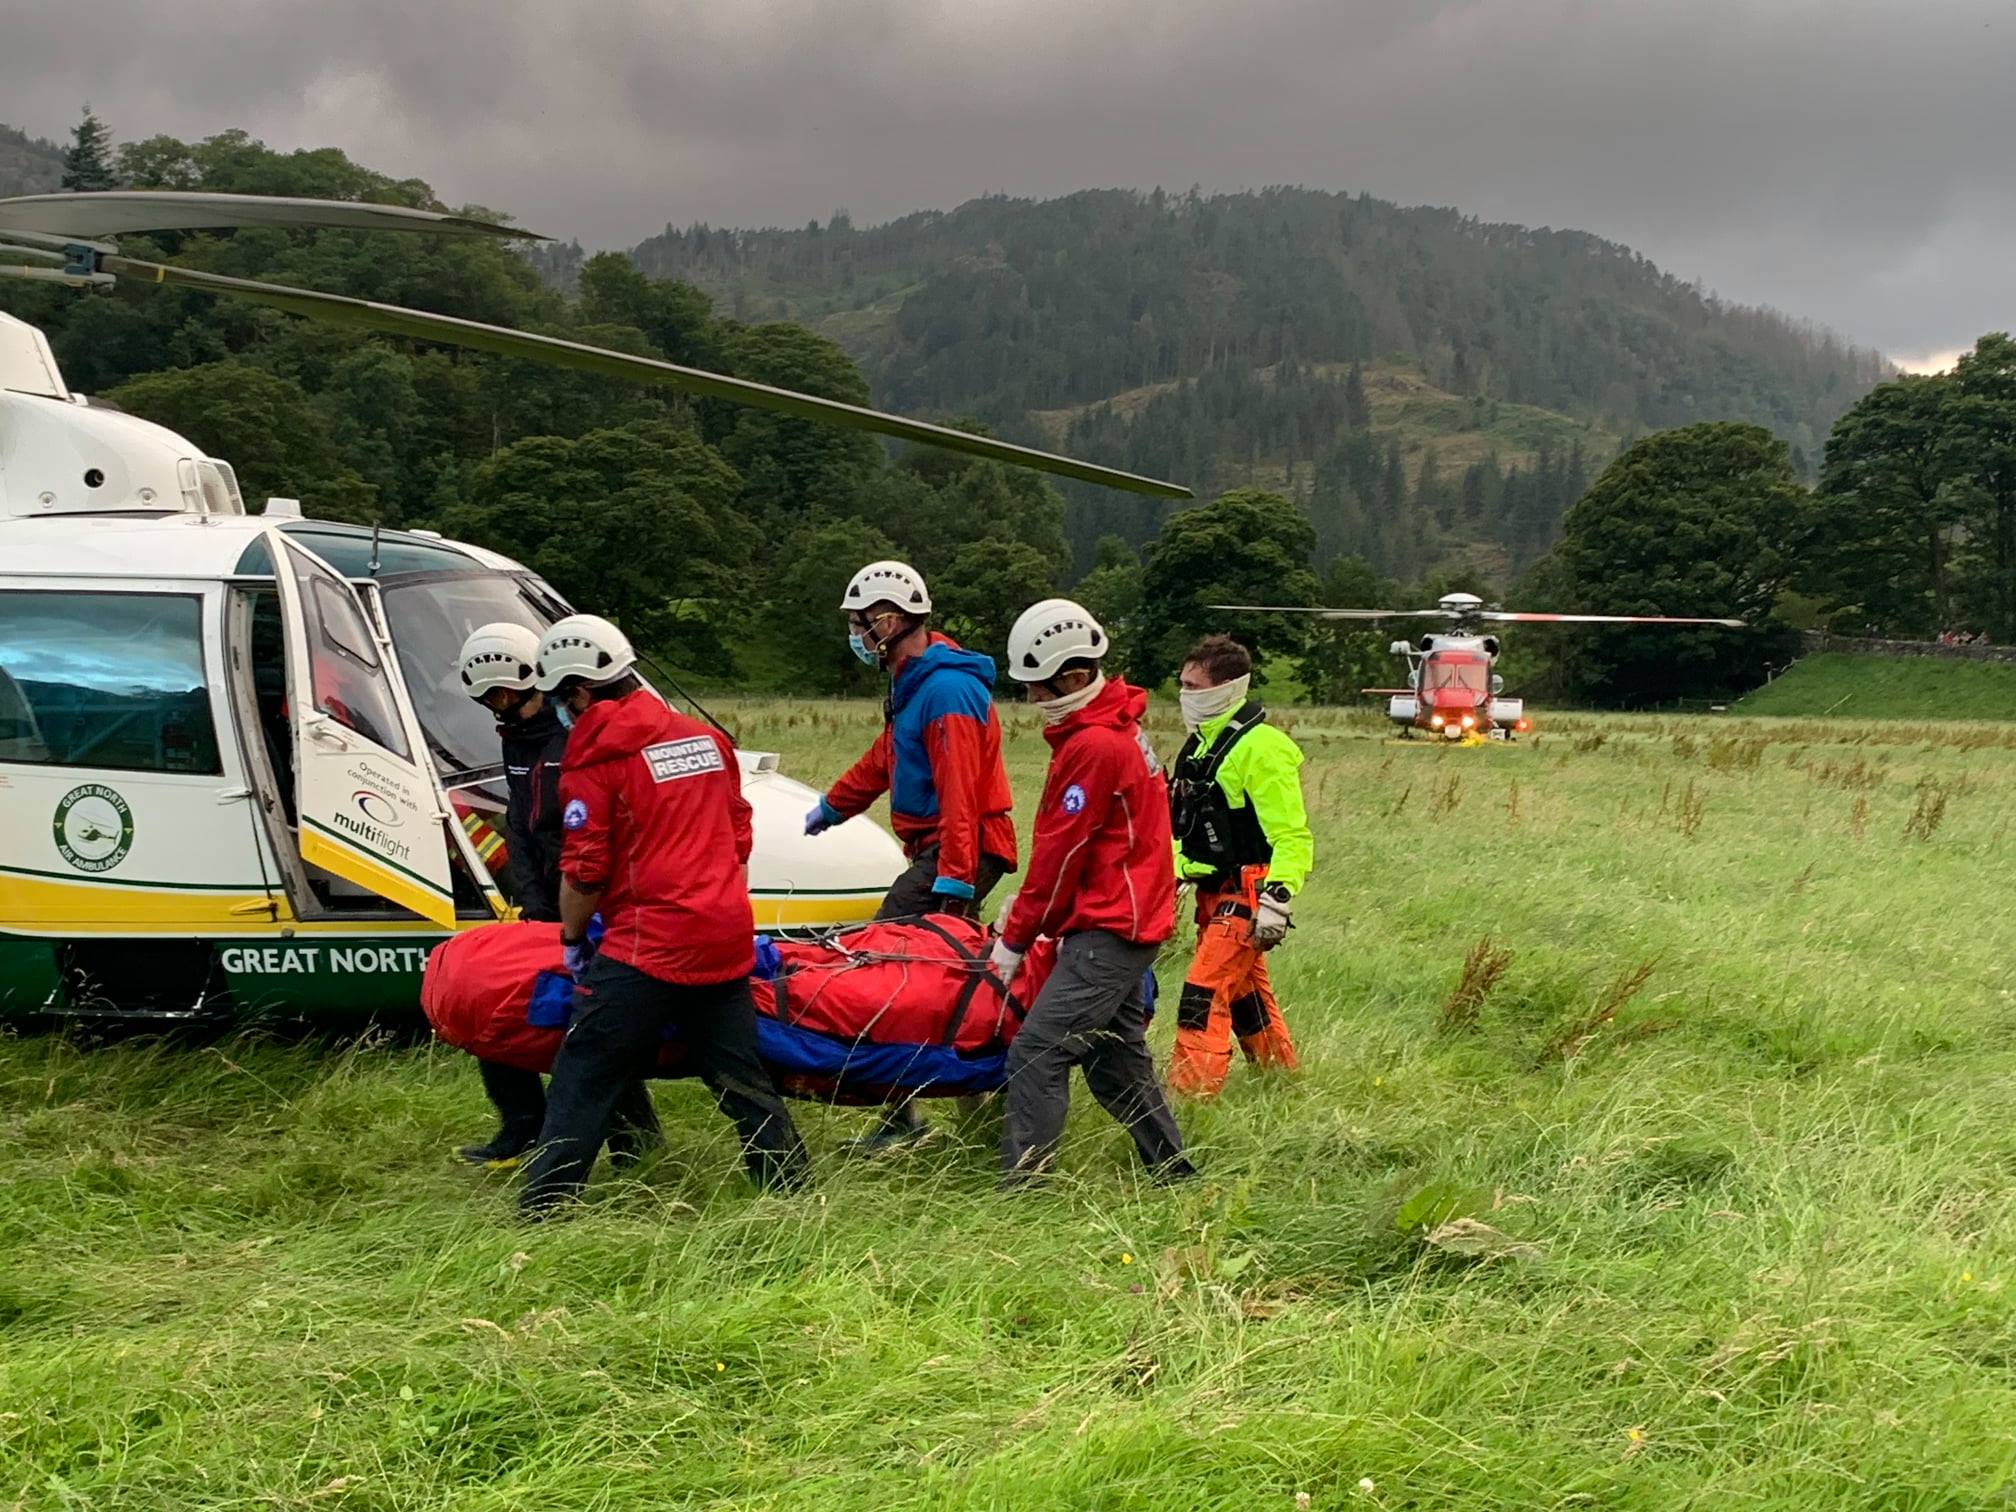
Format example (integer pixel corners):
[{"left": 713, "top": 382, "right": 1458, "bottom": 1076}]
[
  {"left": 0, "top": 591, "right": 220, "bottom": 773},
  {"left": 287, "top": 554, "right": 411, "bottom": 760}
]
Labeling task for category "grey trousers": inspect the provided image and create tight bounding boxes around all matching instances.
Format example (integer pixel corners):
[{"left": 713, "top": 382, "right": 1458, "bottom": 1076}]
[{"left": 1000, "top": 930, "right": 1189, "bottom": 1182}]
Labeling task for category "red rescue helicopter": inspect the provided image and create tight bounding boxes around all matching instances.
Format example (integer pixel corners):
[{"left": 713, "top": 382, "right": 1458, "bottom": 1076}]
[{"left": 1215, "top": 593, "right": 1743, "bottom": 740}]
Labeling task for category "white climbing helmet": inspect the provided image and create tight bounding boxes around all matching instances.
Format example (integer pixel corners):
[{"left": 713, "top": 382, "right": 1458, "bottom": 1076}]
[
  {"left": 1006, "top": 598, "right": 1108, "bottom": 683},
  {"left": 457, "top": 622, "right": 542, "bottom": 697},
  {"left": 534, "top": 613, "right": 637, "bottom": 692},
  {"left": 840, "top": 560, "right": 932, "bottom": 616}
]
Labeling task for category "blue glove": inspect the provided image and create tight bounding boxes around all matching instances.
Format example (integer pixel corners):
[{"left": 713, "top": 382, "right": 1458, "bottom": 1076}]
[
  {"left": 804, "top": 798, "right": 841, "bottom": 836},
  {"left": 562, "top": 936, "right": 596, "bottom": 979}
]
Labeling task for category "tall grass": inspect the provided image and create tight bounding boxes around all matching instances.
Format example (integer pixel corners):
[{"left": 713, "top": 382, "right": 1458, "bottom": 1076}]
[{"left": 4, "top": 703, "right": 2015, "bottom": 1508}]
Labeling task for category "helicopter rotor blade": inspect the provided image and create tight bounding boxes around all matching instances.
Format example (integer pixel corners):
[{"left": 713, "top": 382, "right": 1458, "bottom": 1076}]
[
  {"left": 0, "top": 243, "right": 70, "bottom": 269},
  {"left": 0, "top": 192, "right": 539, "bottom": 242},
  {"left": 1208, "top": 604, "right": 1456, "bottom": 621},
  {"left": 1478, "top": 611, "right": 1746, "bottom": 628},
  {"left": 99, "top": 255, "right": 1193, "bottom": 498}
]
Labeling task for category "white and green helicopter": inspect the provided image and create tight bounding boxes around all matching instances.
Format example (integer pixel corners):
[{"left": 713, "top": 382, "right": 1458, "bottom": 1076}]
[{"left": 0, "top": 191, "right": 1187, "bottom": 1025}]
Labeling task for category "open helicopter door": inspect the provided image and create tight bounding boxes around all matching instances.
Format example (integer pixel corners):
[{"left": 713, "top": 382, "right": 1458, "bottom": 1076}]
[{"left": 265, "top": 528, "right": 459, "bottom": 928}]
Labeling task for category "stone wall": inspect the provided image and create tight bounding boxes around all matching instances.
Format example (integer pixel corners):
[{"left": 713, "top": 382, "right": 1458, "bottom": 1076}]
[{"left": 1800, "top": 632, "right": 2016, "bottom": 665}]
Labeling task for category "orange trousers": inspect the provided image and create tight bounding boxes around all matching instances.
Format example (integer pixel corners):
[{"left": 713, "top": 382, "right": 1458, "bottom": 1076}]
[{"left": 1167, "top": 867, "right": 1299, "bottom": 1098}]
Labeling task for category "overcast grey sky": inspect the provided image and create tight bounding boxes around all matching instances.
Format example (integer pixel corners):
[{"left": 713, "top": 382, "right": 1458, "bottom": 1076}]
[{"left": 6, "top": 0, "right": 2009, "bottom": 366}]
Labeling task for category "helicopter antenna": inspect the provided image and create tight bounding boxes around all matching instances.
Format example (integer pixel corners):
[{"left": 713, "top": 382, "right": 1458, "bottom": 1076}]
[
  {"left": 637, "top": 649, "right": 736, "bottom": 746},
  {"left": 368, "top": 520, "right": 382, "bottom": 578}
]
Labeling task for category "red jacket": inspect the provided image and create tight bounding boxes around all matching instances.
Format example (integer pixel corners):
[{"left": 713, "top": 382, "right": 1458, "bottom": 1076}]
[
  {"left": 824, "top": 633, "right": 1017, "bottom": 896},
  {"left": 558, "top": 689, "right": 754, "bottom": 985},
  {"left": 998, "top": 678, "right": 1175, "bottom": 950}
]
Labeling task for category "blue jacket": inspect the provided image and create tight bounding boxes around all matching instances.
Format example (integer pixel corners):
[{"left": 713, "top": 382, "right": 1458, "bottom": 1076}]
[{"left": 823, "top": 634, "right": 1019, "bottom": 896}]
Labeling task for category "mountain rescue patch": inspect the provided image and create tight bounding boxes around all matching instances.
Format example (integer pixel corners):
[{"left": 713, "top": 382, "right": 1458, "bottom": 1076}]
[
  {"left": 1060, "top": 783, "right": 1087, "bottom": 814},
  {"left": 644, "top": 736, "right": 725, "bottom": 783},
  {"left": 563, "top": 798, "right": 590, "bottom": 830}
]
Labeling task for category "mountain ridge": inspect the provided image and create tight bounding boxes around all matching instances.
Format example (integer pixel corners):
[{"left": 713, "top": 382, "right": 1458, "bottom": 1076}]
[{"left": 624, "top": 185, "right": 1889, "bottom": 576}]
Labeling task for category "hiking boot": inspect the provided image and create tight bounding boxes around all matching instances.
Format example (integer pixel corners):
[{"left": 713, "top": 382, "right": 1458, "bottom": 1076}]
[
  {"left": 457, "top": 1121, "right": 540, "bottom": 1168},
  {"left": 841, "top": 1103, "right": 931, "bottom": 1156}
]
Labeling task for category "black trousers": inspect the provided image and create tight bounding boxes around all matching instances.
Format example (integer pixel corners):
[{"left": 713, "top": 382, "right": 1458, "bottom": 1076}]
[
  {"left": 478, "top": 1058, "right": 546, "bottom": 1132},
  {"left": 476, "top": 1059, "right": 655, "bottom": 1151},
  {"left": 874, "top": 845, "right": 1013, "bottom": 922},
  {"left": 1000, "top": 930, "right": 1188, "bottom": 1183},
  {"left": 519, "top": 957, "right": 810, "bottom": 1214}
]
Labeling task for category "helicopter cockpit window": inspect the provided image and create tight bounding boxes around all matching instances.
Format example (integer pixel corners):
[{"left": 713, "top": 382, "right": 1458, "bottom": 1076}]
[
  {"left": 379, "top": 574, "right": 555, "bottom": 779},
  {"left": 1422, "top": 658, "right": 1490, "bottom": 694},
  {"left": 0, "top": 591, "right": 221, "bottom": 773},
  {"left": 285, "top": 550, "right": 412, "bottom": 761}
]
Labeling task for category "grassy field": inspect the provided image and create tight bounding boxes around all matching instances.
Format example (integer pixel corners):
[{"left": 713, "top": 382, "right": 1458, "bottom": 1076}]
[
  {"left": 7, "top": 700, "right": 2016, "bottom": 1509},
  {"left": 1738, "top": 652, "right": 2016, "bottom": 722}
]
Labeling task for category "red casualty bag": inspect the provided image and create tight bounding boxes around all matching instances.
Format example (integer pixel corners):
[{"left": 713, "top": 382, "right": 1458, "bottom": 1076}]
[{"left": 421, "top": 918, "right": 1058, "bottom": 1098}]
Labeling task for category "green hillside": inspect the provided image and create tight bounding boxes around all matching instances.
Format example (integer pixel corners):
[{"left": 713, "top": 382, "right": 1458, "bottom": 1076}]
[
  {"left": 0, "top": 122, "right": 62, "bottom": 197},
  {"left": 631, "top": 187, "right": 1888, "bottom": 573},
  {"left": 1737, "top": 652, "right": 2016, "bottom": 720}
]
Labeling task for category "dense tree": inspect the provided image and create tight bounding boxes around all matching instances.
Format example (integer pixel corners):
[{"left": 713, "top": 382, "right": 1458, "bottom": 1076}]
[
  {"left": 764, "top": 516, "right": 901, "bottom": 693},
  {"left": 1073, "top": 535, "right": 1147, "bottom": 672},
  {"left": 106, "top": 361, "right": 375, "bottom": 519},
  {"left": 1293, "top": 555, "right": 1394, "bottom": 703},
  {"left": 60, "top": 107, "right": 117, "bottom": 192},
  {"left": 1944, "top": 334, "right": 2016, "bottom": 641},
  {"left": 1532, "top": 423, "right": 1806, "bottom": 701},
  {"left": 933, "top": 539, "right": 1060, "bottom": 664},
  {"left": 1132, "top": 489, "right": 1321, "bottom": 685},
  {"left": 1807, "top": 372, "right": 1958, "bottom": 635},
  {"left": 447, "top": 421, "right": 751, "bottom": 661},
  {"left": 700, "top": 322, "right": 882, "bottom": 522}
]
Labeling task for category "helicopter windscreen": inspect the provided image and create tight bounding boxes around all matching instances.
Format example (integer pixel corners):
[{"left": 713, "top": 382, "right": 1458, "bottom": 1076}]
[
  {"left": 1421, "top": 656, "right": 1490, "bottom": 695},
  {"left": 378, "top": 574, "right": 556, "bottom": 782}
]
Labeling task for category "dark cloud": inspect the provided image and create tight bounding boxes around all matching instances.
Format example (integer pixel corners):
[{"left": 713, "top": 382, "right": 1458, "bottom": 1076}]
[{"left": 7, "top": 0, "right": 2009, "bottom": 360}]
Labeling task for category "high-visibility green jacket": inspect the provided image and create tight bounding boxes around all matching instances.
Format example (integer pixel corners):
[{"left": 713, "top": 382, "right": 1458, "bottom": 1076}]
[{"left": 1171, "top": 705, "right": 1314, "bottom": 895}]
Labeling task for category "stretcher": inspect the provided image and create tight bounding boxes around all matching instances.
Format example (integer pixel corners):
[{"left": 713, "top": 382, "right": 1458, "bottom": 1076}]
[{"left": 422, "top": 917, "right": 1069, "bottom": 1104}]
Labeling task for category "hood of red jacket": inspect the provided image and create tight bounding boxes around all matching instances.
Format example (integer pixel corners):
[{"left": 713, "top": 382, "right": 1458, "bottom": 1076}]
[
  {"left": 1042, "top": 675, "right": 1148, "bottom": 747},
  {"left": 565, "top": 688, "right": 682, "bottom": 765}
]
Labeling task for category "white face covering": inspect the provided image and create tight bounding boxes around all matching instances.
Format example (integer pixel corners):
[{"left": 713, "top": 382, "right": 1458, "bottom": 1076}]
[
  {"left": 1179, "top": 673, "right": 1250, "bottom": 731},
  {"left": 1035, "top": 671, "right": 1106, "bottom": 726}
]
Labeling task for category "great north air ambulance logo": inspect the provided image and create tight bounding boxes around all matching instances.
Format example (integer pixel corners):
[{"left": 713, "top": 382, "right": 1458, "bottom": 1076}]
[{"left": 52, "top": 784, "right": 135, "bottom": 874}]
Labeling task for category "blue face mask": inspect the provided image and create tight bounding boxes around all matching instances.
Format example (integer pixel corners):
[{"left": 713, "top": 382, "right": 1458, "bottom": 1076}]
[
  {"left": 555, "top": 700, "right": 576, "bottom": 729},
  {"left": 848, "top": 631, "right": 879, "bottom": 666}
]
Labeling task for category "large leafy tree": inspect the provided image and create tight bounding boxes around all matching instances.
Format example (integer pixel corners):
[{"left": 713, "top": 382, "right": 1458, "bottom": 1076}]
[
  {"left": 1294, "top": 555, "right": 1396, "bottom": 704},
  {"left": 106, "top": 360, "right": 375, "bottom": 520},
  {"left": 1535, "top": 422, "right": 1805, "bottom": 701},
  {"left": 448, "top": 421, "right": 752, "bottom": 660},
  {"left": 1808, "top": 373, "right": 1959, "bottom": 635},
  {"left": 1132, "top": 489, "right": 1321, "bottom": 685},
  {"left": 933, "top": 539, "right": 1059, "bottom": 665},
  {"left": 700, "top": 323, "right": 882, "bottom": 523},
  {"left": 764, "top": 516, "right": 901, "bottom": 694},
  {"left": 1944, "top": 334, "right": 2016, "bottom": 641}
]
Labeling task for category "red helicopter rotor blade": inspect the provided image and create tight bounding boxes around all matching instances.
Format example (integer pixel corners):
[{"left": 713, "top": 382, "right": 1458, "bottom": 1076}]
[{"left": 1478, "top": 612, "right": 1747, "bottom": 628}]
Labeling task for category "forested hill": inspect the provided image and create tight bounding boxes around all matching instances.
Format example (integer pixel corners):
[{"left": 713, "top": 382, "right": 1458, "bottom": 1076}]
[
  {"left": 625, "top": 188, "right": 1889, "bottom": 573},
  {"left": 0, "top": 124, "right": 63, "bottom": 197}
]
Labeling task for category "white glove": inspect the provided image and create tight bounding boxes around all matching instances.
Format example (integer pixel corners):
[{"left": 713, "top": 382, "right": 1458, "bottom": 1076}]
[
  {"left": 1253, "top": 888, "right": 1293, "bottom": 950},
  {"left": 562, "top": 936, "right": 596, "bottom": 978},
  {"left": 988, "top": 937, "right": 1026, "bottom": 985}
]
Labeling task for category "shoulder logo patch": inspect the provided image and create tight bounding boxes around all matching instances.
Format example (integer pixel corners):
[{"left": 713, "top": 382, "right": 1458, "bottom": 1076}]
[
  {"left": 1060, "top": 783, "right": 1087, "bottom": 814},
  {"left": 562, "top": 798, "right": 589, "bottom": 830},
  {"left": 644, "top": 736, "right": 726, "bottom": 783}
]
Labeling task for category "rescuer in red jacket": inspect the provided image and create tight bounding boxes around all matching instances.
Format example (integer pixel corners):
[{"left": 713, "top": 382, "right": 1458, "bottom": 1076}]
[
  {"left": 516, "top": 614, "right": 809, "bottom": 1215},
  {"left": 990, "top": 599, "right": 1193, "bottom": 1188},
  {"left": 806, "top": 560, "right": 1020, "bottom": 1151}
]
